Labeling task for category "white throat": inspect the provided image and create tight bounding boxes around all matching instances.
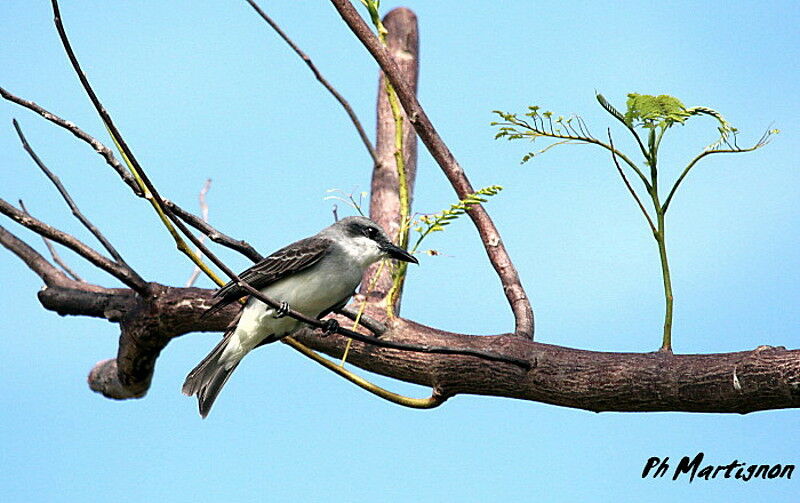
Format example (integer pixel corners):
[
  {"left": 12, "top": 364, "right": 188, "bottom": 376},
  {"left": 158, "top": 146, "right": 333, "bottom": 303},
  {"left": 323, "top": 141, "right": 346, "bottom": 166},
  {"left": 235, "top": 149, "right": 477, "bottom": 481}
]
[{"left": 339, "top": 235, "right": 383, "bottom": 268}]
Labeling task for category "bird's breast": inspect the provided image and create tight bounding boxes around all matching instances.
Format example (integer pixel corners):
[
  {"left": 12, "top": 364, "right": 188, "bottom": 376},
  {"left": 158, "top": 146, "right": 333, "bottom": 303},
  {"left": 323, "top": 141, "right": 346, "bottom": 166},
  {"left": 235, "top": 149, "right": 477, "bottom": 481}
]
[{"left": 261, "top": 263, "right": 360, "bottom": 316}]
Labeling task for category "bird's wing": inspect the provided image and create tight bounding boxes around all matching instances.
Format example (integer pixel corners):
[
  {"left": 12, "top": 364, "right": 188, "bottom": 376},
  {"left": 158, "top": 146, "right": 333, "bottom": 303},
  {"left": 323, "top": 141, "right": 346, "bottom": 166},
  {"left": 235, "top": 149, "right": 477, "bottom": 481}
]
[{"left": 201, "top": 236, "right": 333, "bottom": 318}]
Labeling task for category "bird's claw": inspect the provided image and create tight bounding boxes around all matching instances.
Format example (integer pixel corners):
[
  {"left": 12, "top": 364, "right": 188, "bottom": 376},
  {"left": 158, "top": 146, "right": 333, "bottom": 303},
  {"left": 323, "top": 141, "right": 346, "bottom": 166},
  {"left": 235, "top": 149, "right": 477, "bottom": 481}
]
[
  {"left": 272, "top": 301, "right": 290, "bottom": 319},
  {"left": 320, "top": 318, "right": 339, "bottom": 337}
]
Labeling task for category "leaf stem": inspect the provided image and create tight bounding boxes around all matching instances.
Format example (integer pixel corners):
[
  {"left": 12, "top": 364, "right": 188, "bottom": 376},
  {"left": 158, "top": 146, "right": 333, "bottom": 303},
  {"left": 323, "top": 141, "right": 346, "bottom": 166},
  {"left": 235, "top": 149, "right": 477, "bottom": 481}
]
[
  {"left": 607, "top": 130, "right": 656, "bottom": 235},
  {"left": 655, "top": 210, "right": 673, "bottom": 353}
]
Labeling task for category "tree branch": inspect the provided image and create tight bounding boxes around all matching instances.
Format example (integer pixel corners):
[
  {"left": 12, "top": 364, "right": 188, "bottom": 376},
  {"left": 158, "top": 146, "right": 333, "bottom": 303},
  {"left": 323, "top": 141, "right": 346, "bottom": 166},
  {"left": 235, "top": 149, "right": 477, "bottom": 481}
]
[
  {"left": 17, "top": 276, "right": 798, "bottom": 414},
  {"left": 607, "top": 129, "right": 657, "bottom": 235},
  {"left": 244, "top": 0, "right": 377, "bottom": 164},
  {"left": 18, "top": 199, "right": 84, "bottom": 282},
  {"left": 0, "top": 199, "right": 149, "bottom": 293},
  {"left": 0, "top": 86, "right": 143, "bottom": 196},
  {"left": 163, "top": 198, "right": 263, "bottom": 263},
  {"left": 1, "top": 88, "right": 265, "bottom": 264},
  {"left": 361, "top": 7, "right": 419, "bottom": 311},
  {"left": 0, "top": 224, "right": 70, "bottom": 287},
  {"left": 295, "top": 317, "right": 800, "bottom": 414},
  {"left": 13, "top": 119, "right": 139, "bottom": 274},
  {"left": 185, "top": 179, "right": 212, "bottom": 287},
  {"left": 329, "top": 0, "right": 534, "bottom": 338}
]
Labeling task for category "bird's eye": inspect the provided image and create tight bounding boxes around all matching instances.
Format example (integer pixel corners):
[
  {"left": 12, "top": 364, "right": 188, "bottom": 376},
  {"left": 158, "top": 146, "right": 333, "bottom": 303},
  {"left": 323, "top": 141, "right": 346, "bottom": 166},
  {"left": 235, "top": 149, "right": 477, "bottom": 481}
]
[{"left": 364, "top": 227, "right": 378, "bottom": 239}]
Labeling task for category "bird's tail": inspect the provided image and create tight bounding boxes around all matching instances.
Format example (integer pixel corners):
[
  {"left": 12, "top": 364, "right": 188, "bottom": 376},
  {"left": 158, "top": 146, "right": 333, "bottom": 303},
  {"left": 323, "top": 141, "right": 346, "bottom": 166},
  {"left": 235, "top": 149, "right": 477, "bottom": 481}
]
[{"left": 182, "top": 333, "right": 241, "bottom": 418}]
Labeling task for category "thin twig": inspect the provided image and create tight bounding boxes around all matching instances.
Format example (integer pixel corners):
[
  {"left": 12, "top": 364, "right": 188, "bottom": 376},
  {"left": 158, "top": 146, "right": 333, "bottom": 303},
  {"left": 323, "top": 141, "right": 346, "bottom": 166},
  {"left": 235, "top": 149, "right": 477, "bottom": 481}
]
[
  {"left": 244, "top": 0, "right": 378, "bottom": 164},
  {"left": 0, "top": 86, "right": 142, "bottom": 196},
  {"left": 339, "top": 305, "right": 387, "bottom": 335},
  {"left": 494, "top": 114, "right": 652, "bottom": 191},
  {"left": 330, "top": 0, "right": 534, "bottom": 339},
  {"left": 1, "top": 86, "right": 265, "bottom": 264},
  {"left": 0, "top": 198, "right": 148, "bottom": 292},
  {"left": 12, "top": 119, "right": 136, "bottom": 272},
  {"left": 596, "top": 93, "right": 649, "bottom": 161},
  {"left": 164, "top": 199, "right": 263, "bottom": 262},
  {"left": 185, "top": 179, "right": 211, "bottom": 287},
  {"left": 607, "top": 129, "right": 657, "bottom": 235},
  {"left": 18, "top": 200, "right": 83, "bottom": 282},
  {"left": 662, "top": 140, "right": 772, "bottom": 213},
  {"left": 52, "top": 0, "right": 252, "bottom": 286}
]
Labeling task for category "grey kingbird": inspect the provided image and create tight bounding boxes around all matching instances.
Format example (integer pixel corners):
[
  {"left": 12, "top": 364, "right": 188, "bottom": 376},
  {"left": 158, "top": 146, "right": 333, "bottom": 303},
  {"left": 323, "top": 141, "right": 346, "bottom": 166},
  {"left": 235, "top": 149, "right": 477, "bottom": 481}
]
[{"left": 183, "top": 216, "right": 418, "bottom": 417}]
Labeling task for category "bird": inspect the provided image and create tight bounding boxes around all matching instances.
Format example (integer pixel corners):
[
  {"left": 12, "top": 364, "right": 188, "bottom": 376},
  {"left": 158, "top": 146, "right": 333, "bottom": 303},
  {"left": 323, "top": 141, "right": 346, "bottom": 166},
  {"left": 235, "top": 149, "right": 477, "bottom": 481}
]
[{"left": 182, "top": 216, "right": 418, "bottom": 418}]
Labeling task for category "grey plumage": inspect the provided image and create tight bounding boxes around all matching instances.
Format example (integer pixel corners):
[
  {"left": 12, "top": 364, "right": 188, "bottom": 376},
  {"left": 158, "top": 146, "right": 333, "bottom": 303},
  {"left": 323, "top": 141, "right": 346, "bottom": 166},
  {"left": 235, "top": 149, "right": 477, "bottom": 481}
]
[
  {"left": 181, "top": 328, "right": 241, "bottom": 418},
  {"left": 200, "top": 236, "right": 331, "bottom": 320},
  {"left": 183, "top": 216, "right": 417, "bottom": 418}
]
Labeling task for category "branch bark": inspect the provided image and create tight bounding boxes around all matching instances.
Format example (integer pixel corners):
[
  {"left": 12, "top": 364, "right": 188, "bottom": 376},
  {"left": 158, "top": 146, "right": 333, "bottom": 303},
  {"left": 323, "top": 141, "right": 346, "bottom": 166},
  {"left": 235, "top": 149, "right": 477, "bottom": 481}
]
[
  {"left": 361, "top": 7, "right": 419, "bottom": 311},
  {"left": 295, "top": 319, "right": 800, "bottom": 414},
  {"left": 22, "top": 278, "right": 800, "bottom": 413}
]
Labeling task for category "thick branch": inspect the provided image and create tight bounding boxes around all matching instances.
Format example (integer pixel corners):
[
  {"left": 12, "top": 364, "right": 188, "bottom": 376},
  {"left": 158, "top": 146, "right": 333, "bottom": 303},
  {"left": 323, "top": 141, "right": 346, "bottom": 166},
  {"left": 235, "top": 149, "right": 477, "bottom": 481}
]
[
  {"left": 329, "top": 0, "right": 534, "bottom": 338},
  {"left": 25, "top": 280, "right": 800, "bottom": 413},
  {"left": 296, "top": 319, "right": 800, "bottom": 413},
  {"left": 87, "top": 285, "right": 222, "bottom": 399},
  {"left": 38, "top": 284, "right": 136, "bottom": 319},
  {"left": 361, "top": 7, "right": 419, "bottom": 310}
]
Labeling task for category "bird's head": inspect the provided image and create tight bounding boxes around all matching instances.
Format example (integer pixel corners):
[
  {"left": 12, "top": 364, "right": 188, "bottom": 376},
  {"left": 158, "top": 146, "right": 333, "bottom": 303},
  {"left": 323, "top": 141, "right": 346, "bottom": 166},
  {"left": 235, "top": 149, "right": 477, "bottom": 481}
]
[{"left": 334, "top": 216, "right": 418, "bottom": 267}]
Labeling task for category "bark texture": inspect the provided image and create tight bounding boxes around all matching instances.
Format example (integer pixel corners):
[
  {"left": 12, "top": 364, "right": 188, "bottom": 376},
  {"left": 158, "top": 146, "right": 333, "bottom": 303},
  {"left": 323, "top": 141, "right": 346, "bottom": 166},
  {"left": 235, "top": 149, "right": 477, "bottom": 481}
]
[
  {"left": 33, "top": 281, "right": 800, "bottom": 413},
  {"left": 362, "top": 7, "right": 420, "bottom": 312}
]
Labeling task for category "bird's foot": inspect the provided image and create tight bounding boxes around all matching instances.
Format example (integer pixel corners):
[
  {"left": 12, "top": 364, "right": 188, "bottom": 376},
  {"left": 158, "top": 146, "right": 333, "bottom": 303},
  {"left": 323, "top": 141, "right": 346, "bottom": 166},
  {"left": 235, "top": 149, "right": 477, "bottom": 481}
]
[
  {"left": 320, "top": 318, "right": 339, "bottom": 337},
  {"left": 272, "top": 301, "right": 290, "bottom": 319}
]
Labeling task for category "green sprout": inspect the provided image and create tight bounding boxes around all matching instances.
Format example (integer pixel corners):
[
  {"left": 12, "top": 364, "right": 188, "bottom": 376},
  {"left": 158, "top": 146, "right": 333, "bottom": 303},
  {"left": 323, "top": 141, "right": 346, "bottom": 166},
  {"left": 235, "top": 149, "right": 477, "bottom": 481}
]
[
  {"left": 493, "top": 93, "right": 777, "bottom": 352},
  {"left": 410, "top": 185, "right": 503, "bottom": 254}
]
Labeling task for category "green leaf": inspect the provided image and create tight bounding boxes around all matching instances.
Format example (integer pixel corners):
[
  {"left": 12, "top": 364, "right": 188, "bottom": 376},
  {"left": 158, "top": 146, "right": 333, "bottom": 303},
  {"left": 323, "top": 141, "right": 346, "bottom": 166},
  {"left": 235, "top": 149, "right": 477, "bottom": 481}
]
[
  {"left": 411, "top": 186, "right": 504, "bottom": 252},
  {"left": 624, "top": 93, "right": 691, "bottom": 129}
]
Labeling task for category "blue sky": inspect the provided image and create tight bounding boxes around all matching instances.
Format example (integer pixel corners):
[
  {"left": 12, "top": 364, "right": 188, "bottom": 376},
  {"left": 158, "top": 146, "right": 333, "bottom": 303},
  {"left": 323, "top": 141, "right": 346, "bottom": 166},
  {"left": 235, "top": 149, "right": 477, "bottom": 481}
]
[{"left": 1, "top": 1, "right": 798, "bottom": 501}]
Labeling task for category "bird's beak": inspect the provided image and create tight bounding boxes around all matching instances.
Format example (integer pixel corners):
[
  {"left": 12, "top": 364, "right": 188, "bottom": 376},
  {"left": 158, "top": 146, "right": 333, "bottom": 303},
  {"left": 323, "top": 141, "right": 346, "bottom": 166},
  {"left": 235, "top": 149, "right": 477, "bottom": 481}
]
[{"left": 382, "top": 242, "right": 419, "bottom": 264}]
